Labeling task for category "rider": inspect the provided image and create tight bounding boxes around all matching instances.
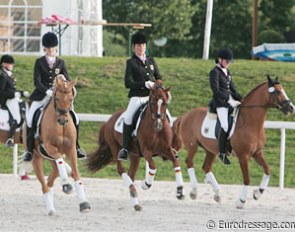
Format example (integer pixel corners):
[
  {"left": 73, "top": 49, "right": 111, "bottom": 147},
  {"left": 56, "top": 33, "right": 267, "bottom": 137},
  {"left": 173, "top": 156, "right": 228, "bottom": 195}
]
[
  {"left": 22, "top": 32, "right": 87, "bottom": 162},
  {"left": 0, "top": 54, "right": 30, "bottom": 147},
  {"left": 209, "top": 48, "right": 242, "bottom": 165},
  {"left": 118, "top": 32, "right": 163, "bottom": 161}
]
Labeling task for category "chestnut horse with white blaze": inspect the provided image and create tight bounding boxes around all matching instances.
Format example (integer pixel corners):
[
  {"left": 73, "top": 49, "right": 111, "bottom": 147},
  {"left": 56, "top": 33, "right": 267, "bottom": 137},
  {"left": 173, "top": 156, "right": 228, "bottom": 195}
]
[
  {"left": 172, "top": 76, "right": 294, "bottom": 208},
  {"left": 86, "top": 82, "right": 185, "bottom": 211},
  {"left": 31, "top": 75, "right": 90, "bottom": 215}
]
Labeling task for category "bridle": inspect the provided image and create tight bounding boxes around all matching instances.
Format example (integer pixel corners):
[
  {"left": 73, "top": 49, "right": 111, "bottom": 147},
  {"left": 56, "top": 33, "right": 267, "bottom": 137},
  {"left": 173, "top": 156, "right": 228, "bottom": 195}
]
[{"left": 149, "top": 85, "right": 168, "bottom": 122}]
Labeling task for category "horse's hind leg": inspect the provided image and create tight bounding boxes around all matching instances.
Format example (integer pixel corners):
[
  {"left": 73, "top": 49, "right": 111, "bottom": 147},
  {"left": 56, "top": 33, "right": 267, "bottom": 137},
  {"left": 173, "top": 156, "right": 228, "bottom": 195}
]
[
  {"left": 184, "top": 143, "right": 199, "bottom": 200},
  {"left": 112, "top": 144, "right": 142, "bottom": 211},
  {"left": 252, "top": 149, "right": 270, "bottom": 201},
  {"left": 203, "top": 151, "right": 221, "bottom": 203},
  {"left": 32, "top": 154, "right": 55, "bottom": 215}
]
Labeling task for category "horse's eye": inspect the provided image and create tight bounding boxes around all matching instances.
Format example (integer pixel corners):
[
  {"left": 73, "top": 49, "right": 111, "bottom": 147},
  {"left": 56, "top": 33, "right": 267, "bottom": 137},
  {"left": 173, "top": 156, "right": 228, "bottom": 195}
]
[{"left": 275, "top": 90, "right": 281, "bottom": 95}]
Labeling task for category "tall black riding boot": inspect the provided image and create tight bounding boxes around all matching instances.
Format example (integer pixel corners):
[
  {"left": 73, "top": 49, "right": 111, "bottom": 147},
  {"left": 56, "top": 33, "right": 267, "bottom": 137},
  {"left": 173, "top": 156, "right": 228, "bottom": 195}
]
[
  {"left": 69, "top": 110, "right": 86, "bottom": 160},
  {"left": 118, "top": 123, "right": 133, "bottom": 161},
  {"left": 218, "top": 129, "right": 230, "bottom": 165},
  {"left": 6, "top": 119, "right": 18, "bottom": 147},
  {"left": 23, "top": 127, "right": 34, "bottom": 162},
  {"left": 75, "top": 123, "right": 87, "bottom": 160}
]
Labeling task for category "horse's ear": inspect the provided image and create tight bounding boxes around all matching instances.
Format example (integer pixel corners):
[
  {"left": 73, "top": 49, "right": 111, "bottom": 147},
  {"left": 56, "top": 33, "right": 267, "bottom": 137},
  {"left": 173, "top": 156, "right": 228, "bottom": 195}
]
[
  {"left": 165, "top": 87, "right": 172, "bottom": 104},
  {"left": 267, "top": 75, "right": 273, "bottom": 86}
]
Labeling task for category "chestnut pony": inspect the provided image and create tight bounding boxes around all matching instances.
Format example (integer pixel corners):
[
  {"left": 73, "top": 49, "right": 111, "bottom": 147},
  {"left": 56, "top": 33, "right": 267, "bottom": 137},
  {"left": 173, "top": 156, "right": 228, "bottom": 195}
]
[
  {"left": 86, "top": 82, "right": 185, "bottom": 211},
  {"left": 172, "top": 76, "right": 294, "bottom": 208},
  {"left": 31, "top": 75, "right": 90, "bottom": 215}
]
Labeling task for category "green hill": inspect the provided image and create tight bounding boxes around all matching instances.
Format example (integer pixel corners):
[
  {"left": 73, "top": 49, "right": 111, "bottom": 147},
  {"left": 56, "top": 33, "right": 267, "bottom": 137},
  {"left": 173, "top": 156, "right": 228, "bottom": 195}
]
[{"left": 1, "top": 56, "right": 294, "bottom": 187}]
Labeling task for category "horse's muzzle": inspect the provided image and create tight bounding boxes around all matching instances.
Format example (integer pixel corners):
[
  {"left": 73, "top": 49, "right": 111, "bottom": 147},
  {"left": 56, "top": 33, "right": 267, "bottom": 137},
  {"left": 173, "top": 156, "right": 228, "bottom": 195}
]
[
  {"left": 57, "top": 117, "right": 69, "bottom": 126},
  {"left": 281, "top": 100, "right": 295, "bottom": 115}
]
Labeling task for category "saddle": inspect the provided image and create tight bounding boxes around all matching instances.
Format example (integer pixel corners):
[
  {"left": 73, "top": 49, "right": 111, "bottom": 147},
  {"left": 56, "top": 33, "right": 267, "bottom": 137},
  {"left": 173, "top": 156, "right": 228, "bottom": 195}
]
[
  {"left": 0, "top": 101, "right": 27, "bottom": 132},
  {"left": 201, "top": 106, "right": 239, "bottom": 154}
]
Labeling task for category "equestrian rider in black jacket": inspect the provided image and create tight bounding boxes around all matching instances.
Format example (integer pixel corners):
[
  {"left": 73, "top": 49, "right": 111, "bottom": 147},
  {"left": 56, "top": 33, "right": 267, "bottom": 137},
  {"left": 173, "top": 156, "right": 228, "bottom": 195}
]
[{"left": 209, "top": 48, "right": 242, "bottom": 165}]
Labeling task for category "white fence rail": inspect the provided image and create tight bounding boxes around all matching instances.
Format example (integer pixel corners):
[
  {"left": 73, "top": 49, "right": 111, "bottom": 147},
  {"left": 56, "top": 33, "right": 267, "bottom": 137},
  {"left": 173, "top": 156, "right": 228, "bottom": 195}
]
[{"left": 14, "top": 113, "right": 295, "bottom": 190}]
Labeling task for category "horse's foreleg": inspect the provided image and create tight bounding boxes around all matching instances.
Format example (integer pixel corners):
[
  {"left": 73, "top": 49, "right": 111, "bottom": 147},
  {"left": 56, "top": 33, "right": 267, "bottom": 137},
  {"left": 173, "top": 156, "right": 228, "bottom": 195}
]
[
  {"left": 55, "top": 157, "right": 73, "bottom": 194},
  {"left": 168, "top": 149, "right": 185, "bottom": 200},
  {"left": 203, "top": 151, "right": 221, "bottom": 203},
  {"left": 121, "top": 171, "right": 142, "bottom": 211},
  {"left": 236, "top": 155, "right": 250, "bottom": 209},
  {"left": 74, "top": 180, "right": 91, "bottom": 212},
  {"left": 253, "top": 150, "right": 270, "bottom": 200},
  {"left": 141, "top": 158, "right": 157, "bottom": 190},
  {"left": 185, "top": 144, "right": 199, "bottom": 200}
]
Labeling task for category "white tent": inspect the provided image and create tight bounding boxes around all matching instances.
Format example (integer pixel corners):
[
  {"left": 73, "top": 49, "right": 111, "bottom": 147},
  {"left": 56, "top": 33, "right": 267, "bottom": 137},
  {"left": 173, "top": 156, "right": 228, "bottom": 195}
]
[{"left": 0, "top": 0, "right": 103, "bottom": 57}]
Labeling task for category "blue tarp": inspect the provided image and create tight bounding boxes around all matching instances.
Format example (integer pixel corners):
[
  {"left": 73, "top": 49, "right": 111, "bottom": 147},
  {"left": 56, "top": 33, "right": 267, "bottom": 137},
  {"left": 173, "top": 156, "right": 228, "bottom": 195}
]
[{"left": 252, "top": 43, "right": 295, "bottom": 62}]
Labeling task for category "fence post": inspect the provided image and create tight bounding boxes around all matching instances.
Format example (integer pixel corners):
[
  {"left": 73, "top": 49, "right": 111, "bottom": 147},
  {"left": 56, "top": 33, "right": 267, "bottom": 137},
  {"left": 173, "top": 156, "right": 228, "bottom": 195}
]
[{"left": 279, "top": 128, "right": 286, "bottom": 190}]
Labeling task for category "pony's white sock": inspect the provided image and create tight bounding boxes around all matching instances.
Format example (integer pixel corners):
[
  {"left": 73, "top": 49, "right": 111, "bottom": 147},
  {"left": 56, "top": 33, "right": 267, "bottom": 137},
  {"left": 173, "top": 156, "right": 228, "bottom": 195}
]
[
  {"left": 240, "top": 185, "right": 248, "bottom": 202},
  {"left": 188, "top": 168, "right": 198, "bottom": 189},
  {"left": 174, "top": 167, "right": 184, "bottom": 187},
  {"left": 74, "top": 180, "right": 87, "bottom": 203},
  {"left": 259, "top": 174, "right": 270, "bottom": 190},
  {"left": 145, "top": 168, "right": 156, "bottom": 185},
  {"left": 122, "top": 173, "right": 133, "bottom": 187},
  {"left": 205, "top": 172, "right": 220, "bottom": 192},
  {"left": 55, "top": 158, "right": 68, "bottom": 181}
]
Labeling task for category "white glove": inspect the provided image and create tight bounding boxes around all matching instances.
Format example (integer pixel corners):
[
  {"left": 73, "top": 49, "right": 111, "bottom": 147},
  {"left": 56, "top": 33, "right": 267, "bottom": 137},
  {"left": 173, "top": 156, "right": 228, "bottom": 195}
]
[
  {"left": 14, "top": 92, "right": 21, "bottom": 98},
  {"left": 23, "top": 91, "right": 30, "bottom": 97},
  {"left": 46, "top": 89, "right": 53, "bottom": 97},
  {"left": 145, "top": 81, "right": 155, "bottom": 89},
  {"left": 228, "top": 99, "right": 241, "bottom": 107}
]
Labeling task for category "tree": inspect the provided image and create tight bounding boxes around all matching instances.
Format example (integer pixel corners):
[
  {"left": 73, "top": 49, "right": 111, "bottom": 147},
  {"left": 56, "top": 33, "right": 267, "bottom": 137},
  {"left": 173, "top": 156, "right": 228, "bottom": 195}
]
[{"left": 102, "top": 0, "right": 196, "bottom": 56}]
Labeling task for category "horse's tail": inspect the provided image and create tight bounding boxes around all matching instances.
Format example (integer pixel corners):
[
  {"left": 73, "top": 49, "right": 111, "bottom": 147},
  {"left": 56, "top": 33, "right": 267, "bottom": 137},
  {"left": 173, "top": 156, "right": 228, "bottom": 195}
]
[
  {"left": 85, "top": 123, "right": 114, "bottom": 173},
  {"left": 172, "top": 117, "right": 182, "bottom": 151}
]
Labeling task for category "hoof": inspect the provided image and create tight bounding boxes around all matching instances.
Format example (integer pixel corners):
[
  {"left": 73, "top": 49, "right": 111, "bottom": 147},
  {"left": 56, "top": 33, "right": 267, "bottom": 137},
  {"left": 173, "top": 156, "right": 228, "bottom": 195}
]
[
  {"left": 190, "top": 188, "right": 197, "bottom": 200},
  {"left": 62, "top": 183, "right": 73, "bottom": 194},
  {"left": 176, "top": 186, "right": 185, "bottom": 200},
  {"left": 141, "top": 181, "right": 151, "bottom": 190},
  {"left": 236, "top": 199, "right": 246, "bottom": 209},
  {"left": 253, "top": 189, "right": 263, "bottom": 200},
  {"left": 213, "top": 191, "right": 221, "bottom": 203},
  {"left": 134, "top": 204, "right": 142, "bottom": 211},
  {"left": 80, "top": 201, "right": 91, "bottom": 212},
  {"left": 47, "top": 209, "right": 55, "bottom": 216}
]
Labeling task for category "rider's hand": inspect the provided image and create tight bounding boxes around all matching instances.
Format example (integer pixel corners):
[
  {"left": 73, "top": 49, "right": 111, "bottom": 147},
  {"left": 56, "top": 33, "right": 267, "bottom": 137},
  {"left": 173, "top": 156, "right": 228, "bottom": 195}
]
[
  {"left": 22, "top": 91, "right": 30, "bottom": 97},
  {"left": 14, "top": 92, "right": 21, "bottom": 98},
  {"left": 228, "top": 99, "right": 241, "bottom": 107},
  {"left": 145, "top": 81, "right": 155, "bottom": 89},
  {"left": 46, "top": 89, "right": 53, "bottom": 97}
]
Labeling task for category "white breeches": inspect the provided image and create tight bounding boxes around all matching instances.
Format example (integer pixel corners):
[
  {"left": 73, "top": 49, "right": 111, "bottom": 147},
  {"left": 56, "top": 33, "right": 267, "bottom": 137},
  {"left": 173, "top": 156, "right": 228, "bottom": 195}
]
[
  {"left": 26, "top": 96, "right": 50, "bottom": 128},
  {"left": 121, "top": 96, "right": 149, "bottom": 125},
  {"left": 216, "top": 107, "right": 229, "bottom": 132},
  {"left": 6, "top": 97, "right": 21, "bottom": 124}
]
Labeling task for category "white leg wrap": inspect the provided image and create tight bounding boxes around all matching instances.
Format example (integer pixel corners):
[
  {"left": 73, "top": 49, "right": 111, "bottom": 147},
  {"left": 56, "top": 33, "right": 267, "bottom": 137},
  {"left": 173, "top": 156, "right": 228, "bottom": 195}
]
[
  {"left": 44, "top": 188, "right": 55, "bottom": 214},
  {"left": 240, "top": 185, "right": 248, "bottom": 202},
  {"left": 259, "top": 174, "right": 270, "bottom": 190},
  {"left": 205, "top": 172, "right": 220, "bottom": 192},
  {"left": 130, "top": 196, "right": 139, "bottom": 207},
  {"left": 74, "top": 180, "right": 87, "bottom": 203},
  {"left": 174, "top": 167, "right": 184, "bottom": 187},
  {"left": 122, "top": 173, "right": 133, "bottom": 187},
  {"left": 55, "top": 158, "right": 68, "bottom": 182},
  {"left": 145, "top": 168, "right": 156, "bottom": 185},
  {"left": 188, "top": 168, "right": 198, "bottom": 189}
]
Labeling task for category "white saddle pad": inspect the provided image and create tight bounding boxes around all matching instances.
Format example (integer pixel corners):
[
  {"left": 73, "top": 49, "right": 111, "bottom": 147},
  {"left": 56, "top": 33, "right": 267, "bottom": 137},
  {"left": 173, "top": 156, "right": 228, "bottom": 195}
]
[
  {"left": 201, "top": 109, "right": 239, "bottom": 139},
  {"left": 0, "top": 108, "right": 21, "bottom": 132}
]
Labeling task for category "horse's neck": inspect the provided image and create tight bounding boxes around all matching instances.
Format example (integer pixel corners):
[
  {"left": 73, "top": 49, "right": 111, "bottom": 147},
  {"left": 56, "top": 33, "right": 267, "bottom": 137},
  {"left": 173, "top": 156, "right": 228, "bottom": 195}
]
[{"left": 239, "top": 84, "right": 269, "bottom": 129}]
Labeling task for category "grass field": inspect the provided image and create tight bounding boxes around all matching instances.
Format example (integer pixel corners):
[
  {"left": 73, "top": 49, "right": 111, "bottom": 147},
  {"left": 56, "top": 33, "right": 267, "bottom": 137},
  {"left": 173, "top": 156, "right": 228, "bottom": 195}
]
[{"left": 0, "top": 56, "right": 294, "bottom": 187}]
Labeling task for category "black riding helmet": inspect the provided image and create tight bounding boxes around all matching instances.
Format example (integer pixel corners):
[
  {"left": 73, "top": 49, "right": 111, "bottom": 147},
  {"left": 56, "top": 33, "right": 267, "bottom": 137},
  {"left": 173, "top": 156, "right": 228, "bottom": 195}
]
[
  {"left": 42, "top": 32, "right": 58, "bottom": 47},
  {"left": 0, "top": 54, "right": 14, "bottom": 64},
  {"left": 131, "top": 32, "right": 147, "bottom": 45},
  {"left": 215, "top": 48, "right": 233, "bottom": 63}
]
